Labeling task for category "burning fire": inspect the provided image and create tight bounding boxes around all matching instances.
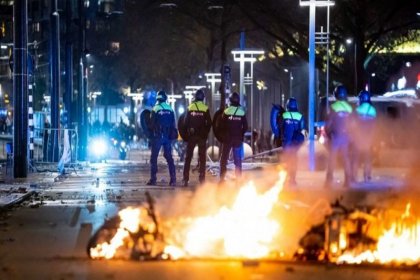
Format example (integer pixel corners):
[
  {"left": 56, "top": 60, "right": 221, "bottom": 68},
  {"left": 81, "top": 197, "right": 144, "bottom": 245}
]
[
  {"left": 89, "top": 170, "right": 287, "bottom": 260},
  {"left": 338, "top": 203, "right": 420, "bottom": 265},
  {"left": 90, "top": 206, "right": 158, "bottom": 259},
  {"left": 163, "top": 171, "right": 287, "bottom": 259}
]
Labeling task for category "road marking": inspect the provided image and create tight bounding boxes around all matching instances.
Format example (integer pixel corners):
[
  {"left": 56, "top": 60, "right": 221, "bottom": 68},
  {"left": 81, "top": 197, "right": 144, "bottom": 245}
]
[
  {"left": 73, "top": 222, "right": 92, "bottom": 258},
  {"left": 69, "top": 207, "right": 81, "bottom": 227}
]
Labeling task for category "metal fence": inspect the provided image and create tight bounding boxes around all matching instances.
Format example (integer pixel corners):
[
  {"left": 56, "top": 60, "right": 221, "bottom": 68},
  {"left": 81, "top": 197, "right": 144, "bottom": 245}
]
[{"left": 32, "top": 128, "right": 78, "bottom": 166}]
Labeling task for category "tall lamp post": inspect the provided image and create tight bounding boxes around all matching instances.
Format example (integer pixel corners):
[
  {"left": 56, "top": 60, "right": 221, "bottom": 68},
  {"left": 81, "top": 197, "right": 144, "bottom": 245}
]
[
  {"left": 185, "top": 85, "right": 206, "bottom": 105},
  {"left": 183, "top": 89, "right": 195, "bottom": 105},
  {"left": 167, "top": 93, "right": 183, "bottom": 112},
  {"left": 231, "top": 49, "right": 264, "bottom": 108},
  {"left": 204, "top": 73, "right": 221, "bottom": 157},
  {"left": 256, "top": 80, "right": 267, "bottom": 129},
  {"left": 204, "top": 73, "right": 221, "bottom": 114},
  {"left": 300, "top": 0, "right": 334, "bottom": 171},
  {"left": 231, "top": 49, "right": 264, "bottom": 153}
]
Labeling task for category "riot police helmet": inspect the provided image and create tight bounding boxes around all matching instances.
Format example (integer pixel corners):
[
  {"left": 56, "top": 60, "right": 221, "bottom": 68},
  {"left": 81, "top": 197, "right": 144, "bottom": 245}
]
[
  {"left": 229, "top": 92, "right": 240, "bottom": 106},
  {"left": 156, "top": 90, "right": 167, "bottom": 102},
  {"left": 334, "top": 85, "right": 348, "bottom": 101},
  {"left": 358, "top": 90, "right": 371, "bottom": 104},
  {"left": 286, "top": 97, "right": 298, "bottom": 112},
  {"left": 195, "top": 89, "right": 205, "bottom": 101}
]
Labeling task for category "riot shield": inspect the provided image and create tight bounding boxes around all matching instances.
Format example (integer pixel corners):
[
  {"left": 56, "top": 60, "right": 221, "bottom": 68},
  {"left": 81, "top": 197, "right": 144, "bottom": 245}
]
[
  {"left": 212, "top": 108, "right": 224, "bottom": 143},
  {"left": 140, "top": 108, "right": 152, "bottom": 138},
  {"left": 270, "top": 104, "right": 285, "bottom": 138},
  {"left": 177, "top": 112, "right": 189, "bottom": 142}
]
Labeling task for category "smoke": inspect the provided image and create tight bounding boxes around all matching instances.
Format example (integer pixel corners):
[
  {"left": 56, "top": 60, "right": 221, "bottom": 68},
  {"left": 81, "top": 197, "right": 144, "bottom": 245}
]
[{"left": 152, "top": 98, "right": 420, "bottom": 258}]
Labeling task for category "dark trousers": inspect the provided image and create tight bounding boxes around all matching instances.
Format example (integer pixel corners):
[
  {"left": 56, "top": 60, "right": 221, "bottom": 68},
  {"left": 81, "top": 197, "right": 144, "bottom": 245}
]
[
  {"left": 326, "top": 137, "right": 352, "bottom": 184},
  {"left": 150, "top": 137, "right": 176, "bottom": 183},
  {"left": 283, "top": 145, "right": 298, "bottom": 183},
  {"left": 220, "top": 142, "right": 242, "bottom": 180},
  {"left": 183, "top": 136, "right": 206, "bottom": 182},
  {"left": 352, "top": 147, "right": 372, "bottom": 181}
]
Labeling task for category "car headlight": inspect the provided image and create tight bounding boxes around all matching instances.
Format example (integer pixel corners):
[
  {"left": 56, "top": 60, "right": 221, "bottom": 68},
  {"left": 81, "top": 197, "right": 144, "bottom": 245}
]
[{"left": 89, "top": 138, "right": 108, "bottom": 157}]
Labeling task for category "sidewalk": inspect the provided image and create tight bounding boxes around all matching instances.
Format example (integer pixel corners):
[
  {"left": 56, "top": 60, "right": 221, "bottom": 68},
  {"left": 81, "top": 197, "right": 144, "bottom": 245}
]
[{"left": 0, "top": 166, "right": 58, "bottom": 208}]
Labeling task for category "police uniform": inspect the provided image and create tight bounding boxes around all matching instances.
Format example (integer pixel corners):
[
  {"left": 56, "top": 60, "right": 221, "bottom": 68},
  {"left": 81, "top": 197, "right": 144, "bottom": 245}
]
[
  {"left": 281, "top": 101, "right": 305, "bottom": 185},
  {"left": 147, "top": 93, "right": 176, "bottom": 186},
  {"left": 325, "top": 89, "right": 353, "bottom": 187},
  {"left": 182, "top": 100, "right": 212, "bottom": 186},
  {"left": 352, "top": 92, "right": 377, "bottom": 181},
  {"left": 219, "top": 102, "right": 248, "bottom": 182}
]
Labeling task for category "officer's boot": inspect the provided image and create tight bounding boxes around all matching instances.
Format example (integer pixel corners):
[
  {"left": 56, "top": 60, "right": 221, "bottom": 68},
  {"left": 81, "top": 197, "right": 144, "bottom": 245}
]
[{"left": 169, "top": 169, "right": 176, "bottom": 187}]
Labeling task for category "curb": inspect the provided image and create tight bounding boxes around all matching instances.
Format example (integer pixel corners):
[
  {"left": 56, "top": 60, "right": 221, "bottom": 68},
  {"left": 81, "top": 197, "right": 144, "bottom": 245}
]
[{"left": 0, "top": 190, "right": 34, "bottom": 210}]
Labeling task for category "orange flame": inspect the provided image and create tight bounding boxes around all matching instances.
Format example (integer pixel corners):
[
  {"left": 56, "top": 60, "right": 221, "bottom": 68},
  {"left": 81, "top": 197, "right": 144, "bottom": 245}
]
[
  {"left": 338, "top": 203, "right": 420, "bottom": 265},
  {"left": 90, "top": 171, "right": 287, "bottom": 260},
  {"left": 90, "top": 207, "right": 157, "bottom": 259},
  {"left": 163, "top": 171, "right": 287, "bottom": 259}
]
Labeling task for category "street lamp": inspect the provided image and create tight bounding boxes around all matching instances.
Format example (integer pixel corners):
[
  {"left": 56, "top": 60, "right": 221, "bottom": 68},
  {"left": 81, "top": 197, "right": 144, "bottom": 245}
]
[
  {"left": 284, "top": 69, "right": 294, "bottom": 97},
  {"left": 204, "top": 73, "right": 221, "bottom": 114},
  {"left": 346, "top": 38, "right": 357, "bottom": 95},
  {"left": 167, "top": 93, "right": 183, "bottom": 111},
  {"left": 368, "top": 73, "right": 376, "bottom": 93},
  {"left": 300, "top": 0, "right": 335, "bottom": 171},
  {"left": 231, "top": 49, "right": 264, "bottom": 108},
  {"left": 231, "top": 48, "right": 264, "bottom": 154},
  {"left": 185, "top": 85, "right": 206, "bottom": 105},
  {"left": 183, "top": 89, "right": 195, "bottom": 105},
  {"left": 256, "top": 80, "right": 267, "bottom": 129}
]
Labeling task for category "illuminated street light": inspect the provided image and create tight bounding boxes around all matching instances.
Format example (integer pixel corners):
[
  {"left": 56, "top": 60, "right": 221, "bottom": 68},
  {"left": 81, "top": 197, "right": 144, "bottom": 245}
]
[
  {"left": 284, "top": 69, "right": 294, "bottom": 97},
  {"left": 346, "top": 38, "right": 357, "bottom": 95},
  {"left": 231, "top": 49, "right": 264, "bottom": 107},
  {"left": 256, "top": 80, "right": 267, "bottom": 129},
  {"left": 231, "top": 48, "right": 264, "bottom": 154},
  {"left": 300, "top": 0, "right": 335, "bottom": 171},
  {"left": 183, "top": 89, "right": 195, "bottom": 105},
  {"left": 167, "top": 93, "right": 183, "bottom": 110},
  {"left": 184, "top": 85, "right": 206, "bottom": 105},
  {"left": 128, "top": 92, "right": 144, "bottom": 103},
  {"left": 204, "top": 73, "right": 221, "bottom": 113}
]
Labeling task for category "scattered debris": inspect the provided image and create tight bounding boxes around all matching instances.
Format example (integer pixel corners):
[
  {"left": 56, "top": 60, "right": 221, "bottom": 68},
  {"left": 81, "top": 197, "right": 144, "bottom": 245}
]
[{"left": 285, "top": 266, "right": 295, "bottom": 273}]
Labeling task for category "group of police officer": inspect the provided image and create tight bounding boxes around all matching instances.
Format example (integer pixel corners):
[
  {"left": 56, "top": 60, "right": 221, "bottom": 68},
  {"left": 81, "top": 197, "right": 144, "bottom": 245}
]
[
  {"left": 325, "top": 85, "right": 377, "bottom": 188},
  {"left": 144, "top": 84, "right": 376, "bottom": 188},
  {"left": 144, "top": 89, "right": 248, "bottom": 187},
  {"left": 276, "top": 84, "right": 377, "bottom": 188}
]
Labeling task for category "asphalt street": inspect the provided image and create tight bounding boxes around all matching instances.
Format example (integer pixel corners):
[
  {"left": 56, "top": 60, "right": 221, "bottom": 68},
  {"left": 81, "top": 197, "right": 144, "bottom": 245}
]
[{"left": 0, "top": 148, "right": 418, "bottom": 280}]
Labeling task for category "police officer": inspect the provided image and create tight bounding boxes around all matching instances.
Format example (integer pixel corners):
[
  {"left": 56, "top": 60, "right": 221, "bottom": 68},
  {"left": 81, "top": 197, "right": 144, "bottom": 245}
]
[
  {"left": 352, "top": 90, "right": 377, "bottom": 182},
  {"left": 281, "top": 98, "right": 305, "bottom": 186},
  {"left": 182, "top": 89, "right": 212, "bottom": 187},
  {"left": 147, "top": 90, "right": 177, "bottom": 186},
  {"left": 325, "top": 85, "right": 353, "bottom": 188},
  {"left": 219, "top": 92, "right": 248, "bottom": 183}
]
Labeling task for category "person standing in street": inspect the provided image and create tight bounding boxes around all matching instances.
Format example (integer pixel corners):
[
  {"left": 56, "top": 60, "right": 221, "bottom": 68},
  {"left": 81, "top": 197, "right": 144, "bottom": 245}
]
[
  {"left": 147, "top": 90, "right": 177, "bottom": 187},
  {"left": 182, "top": 89, "right": 212, "bottom": 187},
  {"left": 43, "top": 116, "right": 51, "bottom": 161},
  {"left": 352, "top": 90, "right": 377, "bottom": 182},
  {"left": 325, "top": 85, "right": 354, "bottom": 188},
  {"left": 281, "top": 97, "right": 305, "bottom": 186},
  {"left": 219, "top": 92, "right": 248, "bottom": 183}
]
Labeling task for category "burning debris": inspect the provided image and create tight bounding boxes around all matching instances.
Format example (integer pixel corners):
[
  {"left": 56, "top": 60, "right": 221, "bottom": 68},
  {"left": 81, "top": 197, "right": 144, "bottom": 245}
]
[
  {"left": 88, "top": 192, "right": 166, "bottom": 260},
  {"left": 88, "top": 171, "right": 288, "bottom": 260},
  {"left": 88, "top": 171, "right": 420, "bottom": 266},
  {"left": 295, "top": 200, "right": 420, "bottom": 266}
]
